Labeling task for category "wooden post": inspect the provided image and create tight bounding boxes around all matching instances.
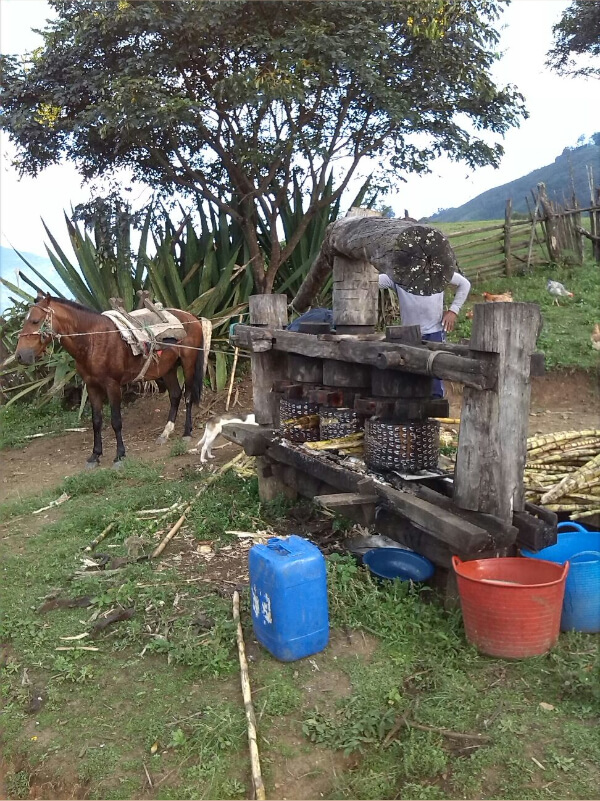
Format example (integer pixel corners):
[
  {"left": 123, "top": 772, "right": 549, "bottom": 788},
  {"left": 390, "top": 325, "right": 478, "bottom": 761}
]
[
  {"left": 249, "top": 294, "right": 288, "bottom": 425},
  {"left": 504, "top": 198, "right": 513, "bottom": 276},
  {"left": 249, "top": 294, "right": 295, "bottom": 502},
  {"left": 333, "top": 255, "right": 380, "bottom": 334},
  {"left": 453, "top": 302, "right": 541, "bottom": 523},
  {"left": 538, "top": 183, "right": 561, "bottom": 263}
]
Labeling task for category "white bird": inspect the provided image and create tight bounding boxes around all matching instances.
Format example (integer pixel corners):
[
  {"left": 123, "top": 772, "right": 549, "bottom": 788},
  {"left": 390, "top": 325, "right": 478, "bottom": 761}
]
[{"left": 547, "top": 279, "right": 574, "bottom": 305}]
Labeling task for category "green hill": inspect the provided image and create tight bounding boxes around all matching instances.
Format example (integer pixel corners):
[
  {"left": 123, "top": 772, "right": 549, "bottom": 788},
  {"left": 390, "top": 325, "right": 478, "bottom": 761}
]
[{"left": 428, "top": 139, "right": 600, "bottom": 223}]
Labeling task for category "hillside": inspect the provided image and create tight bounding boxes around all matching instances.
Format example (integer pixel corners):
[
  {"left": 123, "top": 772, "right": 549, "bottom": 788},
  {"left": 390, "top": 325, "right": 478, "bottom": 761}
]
[{"left": 428, "top": 140, "right": 600, "bottom": 223}]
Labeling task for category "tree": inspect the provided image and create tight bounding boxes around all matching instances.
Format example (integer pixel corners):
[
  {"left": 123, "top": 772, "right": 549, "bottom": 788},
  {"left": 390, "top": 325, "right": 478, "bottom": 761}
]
[
  {"left": 0, "top": 0, "right": 526, "bottom": 292},
  {"left": 547, "top": 1, "right": 600, "bottom": 78}
]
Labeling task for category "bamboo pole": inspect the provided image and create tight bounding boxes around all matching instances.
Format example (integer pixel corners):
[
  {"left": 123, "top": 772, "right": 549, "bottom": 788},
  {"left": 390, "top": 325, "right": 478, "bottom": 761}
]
[
  {"left": 233, "top": 591, "right": 266, "bottom": 801},
  {"left": 151, "top": 452, "right": 245, "bottom": 558},
  {"left": 83, "top": 522, "right": 115, "bottom": 553}
]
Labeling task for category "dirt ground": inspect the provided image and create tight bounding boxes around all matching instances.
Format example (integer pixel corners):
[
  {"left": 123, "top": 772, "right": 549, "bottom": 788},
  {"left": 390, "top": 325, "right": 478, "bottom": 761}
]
[{"left": 2, "top": 370, "right": 598, "bottom": 504}]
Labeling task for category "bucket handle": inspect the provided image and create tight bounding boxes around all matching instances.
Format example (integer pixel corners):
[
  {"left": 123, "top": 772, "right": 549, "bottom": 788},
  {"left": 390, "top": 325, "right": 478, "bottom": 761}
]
[
  {"left": 557, "top": 522, "right": 589, "bottom": 533},
  {"left": 570, "top": 550, "right": 600, "bottom": 564},
  {"left": 451, "top": 556, "right": 462, "bottom": 572}
]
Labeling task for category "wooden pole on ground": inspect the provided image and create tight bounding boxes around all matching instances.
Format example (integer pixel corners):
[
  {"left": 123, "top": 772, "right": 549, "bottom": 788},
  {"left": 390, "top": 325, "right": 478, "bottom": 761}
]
[
  {"left": 233, "top": 590, "right": 266, "bottom": 801},
  {"left": 453, "top": 302, "right": 542, "bottom": 523},
  {"left": 151, "top": 452, "right": 245, "bottom": 558}
]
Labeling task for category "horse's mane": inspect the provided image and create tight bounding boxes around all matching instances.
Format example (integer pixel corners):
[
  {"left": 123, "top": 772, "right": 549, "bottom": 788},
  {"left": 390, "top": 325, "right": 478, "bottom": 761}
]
[{"left": 45, "top": 296, "right": 103, "bottom": 316}]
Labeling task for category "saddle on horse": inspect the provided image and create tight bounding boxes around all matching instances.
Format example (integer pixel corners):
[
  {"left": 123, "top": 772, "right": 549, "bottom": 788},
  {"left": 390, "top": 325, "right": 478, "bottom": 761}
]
[{"left": 104, "top": 296, "right": 188, "bottom": 380}]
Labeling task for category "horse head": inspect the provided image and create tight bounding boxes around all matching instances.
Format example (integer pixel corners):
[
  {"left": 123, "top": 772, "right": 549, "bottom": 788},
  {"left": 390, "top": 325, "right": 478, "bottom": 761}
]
[{"left": 15, "top": 293, "right": 55, "bottom": 364}]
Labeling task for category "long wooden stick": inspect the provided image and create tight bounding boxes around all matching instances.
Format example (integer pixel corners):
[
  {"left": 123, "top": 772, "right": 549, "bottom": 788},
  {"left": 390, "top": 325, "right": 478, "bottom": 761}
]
[
  {"left": 382, "top": 714, "right": 491, "bottom": 749},
  {"left": 233, "top": 591, "right": 266, "bottom": 801},
  {"left": 151, "top": 452, "right": 245, "bottom": 559},
  {"left": 226, "top": 314, "right": 243, "bottom": 411}
]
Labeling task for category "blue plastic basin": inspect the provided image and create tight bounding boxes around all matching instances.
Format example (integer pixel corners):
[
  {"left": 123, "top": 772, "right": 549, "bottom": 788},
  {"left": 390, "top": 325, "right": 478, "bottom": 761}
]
[
  {"left": 521, "top": 521, "right": 600, "bottom": 632},
  {"left": 363, "top": 548, "right": 435, "bottom": 582}
]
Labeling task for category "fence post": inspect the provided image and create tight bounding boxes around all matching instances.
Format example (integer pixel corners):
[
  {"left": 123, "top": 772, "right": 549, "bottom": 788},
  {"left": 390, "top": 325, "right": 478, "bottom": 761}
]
[
  {"left": 538, "top": 183, "right": 561, "bottom": 263},
  {"left": 504, "top": 198, "right": 513, "bottom": 276}
]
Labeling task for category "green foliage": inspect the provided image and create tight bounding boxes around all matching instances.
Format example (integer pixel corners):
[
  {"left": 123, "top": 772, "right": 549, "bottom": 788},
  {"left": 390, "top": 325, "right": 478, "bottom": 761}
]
[
  {"left": 547, "top": 1, "right": 600, "bottom": 77},
  {"left": 0, "top": 0, "right": 526, "bottom": 291}
]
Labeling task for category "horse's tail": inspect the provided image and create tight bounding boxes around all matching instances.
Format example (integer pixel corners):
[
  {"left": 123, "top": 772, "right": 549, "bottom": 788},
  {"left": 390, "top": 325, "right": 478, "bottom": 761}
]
[{"left": 191, "top": 318, "right": 212, "bottom": 405}]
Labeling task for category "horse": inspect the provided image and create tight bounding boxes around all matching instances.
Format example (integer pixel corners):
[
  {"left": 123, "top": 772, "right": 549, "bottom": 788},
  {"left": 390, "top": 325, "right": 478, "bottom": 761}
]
[{"left": 16, "top": 294, "right": 212, "bottom": 467}]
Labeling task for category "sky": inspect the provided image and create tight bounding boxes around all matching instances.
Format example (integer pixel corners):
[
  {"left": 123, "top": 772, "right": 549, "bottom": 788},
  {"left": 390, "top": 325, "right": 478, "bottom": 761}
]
[{"left": 0, "top": 0, "right": 598, "bottom": 264}]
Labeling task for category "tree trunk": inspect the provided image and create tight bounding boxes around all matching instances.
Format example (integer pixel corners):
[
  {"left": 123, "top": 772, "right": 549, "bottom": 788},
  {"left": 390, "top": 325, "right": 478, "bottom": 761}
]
[{"left": 292, "top": 217, "right": 456, "bottom": 313}]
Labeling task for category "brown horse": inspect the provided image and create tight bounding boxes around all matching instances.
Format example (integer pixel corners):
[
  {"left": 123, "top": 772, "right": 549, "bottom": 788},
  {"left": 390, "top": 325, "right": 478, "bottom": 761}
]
[{"left": 16, "top": 295, "right": 212, "bottom": 467}]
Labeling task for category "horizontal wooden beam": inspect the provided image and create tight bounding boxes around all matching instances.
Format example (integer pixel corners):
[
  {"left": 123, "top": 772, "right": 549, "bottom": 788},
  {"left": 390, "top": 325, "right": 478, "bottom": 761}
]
[
  {"left": 232, "top": 326, "right": 496, "bottom": 390},
  {"left": 314, "top": 492, "right": 379, "bottom": 508}
]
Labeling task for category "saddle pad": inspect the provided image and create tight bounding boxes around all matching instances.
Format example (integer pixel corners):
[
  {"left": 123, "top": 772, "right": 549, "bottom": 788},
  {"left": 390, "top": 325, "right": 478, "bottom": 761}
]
[{"left": 103, "top": 309, "right": 186, "bottom": 356}]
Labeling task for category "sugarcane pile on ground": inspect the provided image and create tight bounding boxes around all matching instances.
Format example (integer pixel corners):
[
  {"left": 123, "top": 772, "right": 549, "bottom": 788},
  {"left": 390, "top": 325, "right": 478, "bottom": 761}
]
[{"left": 525, "top": 431, "right": 600, "bottom": 519}]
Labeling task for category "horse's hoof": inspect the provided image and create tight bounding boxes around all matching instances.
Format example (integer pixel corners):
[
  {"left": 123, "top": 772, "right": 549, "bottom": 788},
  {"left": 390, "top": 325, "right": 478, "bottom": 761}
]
[
  {"left": 112, "top": 459, "right": 125, "bottom": 470},
  {"left": 182, "top": 435, "right": 192, "bottom": 442},
  {"left": 86, "top": 460, "right": 100, "bottom": 470},
  {"left": 156, "top": 435, "right": 168, "bottom": 445}
]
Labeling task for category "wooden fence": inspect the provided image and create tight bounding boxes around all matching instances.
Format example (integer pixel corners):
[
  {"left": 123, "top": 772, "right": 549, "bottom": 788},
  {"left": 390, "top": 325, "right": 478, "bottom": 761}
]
[{"left": 443, "top": 181, "right": 600, "bottom": 283}]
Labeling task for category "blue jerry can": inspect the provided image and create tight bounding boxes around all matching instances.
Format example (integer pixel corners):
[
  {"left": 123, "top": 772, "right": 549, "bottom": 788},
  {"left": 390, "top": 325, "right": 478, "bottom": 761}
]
[{"left": 249, "top": 535, "right": 329, "bottom": 662}]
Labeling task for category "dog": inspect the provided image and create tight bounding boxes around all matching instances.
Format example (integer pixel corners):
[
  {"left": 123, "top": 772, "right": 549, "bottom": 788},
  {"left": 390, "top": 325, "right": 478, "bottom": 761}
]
[{"left": 192, "top": 412, "right": 256, "bottom": 463}]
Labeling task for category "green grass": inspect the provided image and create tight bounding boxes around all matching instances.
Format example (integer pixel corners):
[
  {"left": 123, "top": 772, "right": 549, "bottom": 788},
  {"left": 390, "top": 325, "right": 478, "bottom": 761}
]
[
  {"left": 446, "top": 261, "right": 600, "bottom": 370},
  {"left": 1, "top": 466, "right": 599, "bottom": 800},
  {"left": 0, "top": 398, "right": 83, "bottom": 450}
]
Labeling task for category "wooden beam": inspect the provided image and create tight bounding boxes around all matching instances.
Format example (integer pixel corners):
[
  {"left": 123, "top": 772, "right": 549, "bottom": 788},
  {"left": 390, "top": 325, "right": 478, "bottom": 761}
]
[
  {"left": 453, "top": 302, "right": 541, "bottom": 522},
  {"left": 314, "top": 492, "right": 379, "bottom": 508},
  {"left": 232, "top": 326, "right": 496, "bottom": 390},
  {"left": 373, "top": 483, "right": 493, "bottom": 552},
  {"left": 248, "top": 295, "right": 288, "bottom": 426}
]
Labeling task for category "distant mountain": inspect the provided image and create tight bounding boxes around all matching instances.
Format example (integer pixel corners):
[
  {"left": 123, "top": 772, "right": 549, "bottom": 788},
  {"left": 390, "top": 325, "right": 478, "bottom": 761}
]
[
  {"left": 428, "top": 140, "right": 600, "bottom": 223},
  {"left": 0, "top": 246, "right": 71, "bottom": 313}
]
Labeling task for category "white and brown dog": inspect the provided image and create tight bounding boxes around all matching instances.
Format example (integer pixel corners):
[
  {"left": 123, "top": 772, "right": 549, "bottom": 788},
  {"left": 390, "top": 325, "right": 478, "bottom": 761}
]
[{"left": 191, "top": 412, "right": 256, "bottom": 463}]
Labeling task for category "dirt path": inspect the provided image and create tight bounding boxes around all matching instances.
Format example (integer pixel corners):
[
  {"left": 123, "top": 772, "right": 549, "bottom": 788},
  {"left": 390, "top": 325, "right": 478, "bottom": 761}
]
[{"left": 1, "top": 371, "right": 598, "bottom": 503}]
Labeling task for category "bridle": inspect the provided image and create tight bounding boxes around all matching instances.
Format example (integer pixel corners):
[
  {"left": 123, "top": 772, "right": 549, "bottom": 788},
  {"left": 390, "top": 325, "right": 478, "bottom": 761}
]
[{"left": 18, "top": 304, "right": 59, "bottom": 343}]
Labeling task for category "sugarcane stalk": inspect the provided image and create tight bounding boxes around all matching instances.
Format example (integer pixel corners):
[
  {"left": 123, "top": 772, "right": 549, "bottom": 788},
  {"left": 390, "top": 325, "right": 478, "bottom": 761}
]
[
  {"left": 281, "top": 415, "right": 320, "bottom": 428},
  {"left": 527, "top": 430, "right": 600, "bottom": 451},
  {"left": 305, "top": 433, "right": 364, "bottom": 450},
  {"left": 573, "top": 507, "right": 600, "bottom": 519},
  {"left": 83, "top": 522, "right": 115, "bottom": 553},
  {"left": 541, "top": 453, "right": 600, "bottom": 505}
]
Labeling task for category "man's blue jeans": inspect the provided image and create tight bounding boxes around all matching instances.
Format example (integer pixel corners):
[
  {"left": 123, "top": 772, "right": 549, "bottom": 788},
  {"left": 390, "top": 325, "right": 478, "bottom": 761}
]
[{"left": 422, "top": 331, "right": 445, "bottom": 398}]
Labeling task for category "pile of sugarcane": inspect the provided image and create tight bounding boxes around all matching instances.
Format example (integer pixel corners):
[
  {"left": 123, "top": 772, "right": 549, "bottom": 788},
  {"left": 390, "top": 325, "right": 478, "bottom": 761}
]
[
  {"left": 524, "top": 430, "right": 600, "bottom": 519},
  {"left": 304, "top": 431, "right": 364, "bottom": 457}
]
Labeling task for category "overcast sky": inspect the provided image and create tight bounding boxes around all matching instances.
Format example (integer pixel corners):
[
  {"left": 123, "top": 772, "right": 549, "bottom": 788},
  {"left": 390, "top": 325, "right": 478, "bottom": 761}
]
[{"left": 1, "top": 0, "right": 598, "bottom": 261}]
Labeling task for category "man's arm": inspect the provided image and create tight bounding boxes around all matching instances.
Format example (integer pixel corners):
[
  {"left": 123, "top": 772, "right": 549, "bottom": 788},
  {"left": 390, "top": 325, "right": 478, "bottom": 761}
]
[
  {"left": 378, "top": 274, "right": 396, "bottom": 290},
  {"left": 448, "top": 272, "right": 471, "bottom": 314}
]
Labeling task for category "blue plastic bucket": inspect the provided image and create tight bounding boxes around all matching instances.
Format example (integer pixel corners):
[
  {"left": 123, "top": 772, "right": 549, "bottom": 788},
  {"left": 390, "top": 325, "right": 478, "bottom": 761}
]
[{"left": 521, "top": 522, "right": 600, "bottom": 633}]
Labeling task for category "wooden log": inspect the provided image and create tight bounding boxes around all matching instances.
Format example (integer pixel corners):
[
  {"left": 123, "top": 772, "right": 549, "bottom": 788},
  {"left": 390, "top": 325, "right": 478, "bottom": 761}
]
[
  {"left": 371, "top": 368, "right": 432, "bottom": 398},
  {"left": 314, "top": 492, "right": 378, "bottom": 526},
  {"left": 292, "top": 217, "right": 457, "bottom": 313},
  {"left": 385, "top": 325, "right": 422, "bottom": 344},
  {"left": 297, "top": 321, "right": 332, "bottom": 334},
  {"left": 255, "top": 456, "right": 298, "bottom": 502},
  {"left": 264, "top": 441, "right": 362, "bottom": 494},
  {"left": 219, "top": 423, "right": 273, "bottom": 456},
  {"left": 249, "top": 295, "right": 288, "bottom": 427},
  {"left": 373, "top": 483, "right": 493, "bottom": 552},
  {"left": 453, "top": 302, "right": 541, "bottom": 522},
  {"left": 374, "top": 508, "right": 509, "bottom": 569},
  {"left": 355, "top": 397, "right": 449, "bottom": 420},
  {"left": 323, "top": 359, "right": 371, "bottom": 388},
  {"left": 287, "top": 353, "right": 323, "bottom": 384},
  {"left": 333, "top": 254, "right": 379, "bottom": 333},
  {"left": 232, "top": 327, "right": 496, "bottom": 390}
]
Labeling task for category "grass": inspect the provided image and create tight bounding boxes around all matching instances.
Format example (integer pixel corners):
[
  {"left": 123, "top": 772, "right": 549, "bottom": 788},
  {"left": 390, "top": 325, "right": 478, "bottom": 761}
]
[
  {"left": 0, "top": 399, "right": 82, "bottom": 450},
  {"left": 1, "top": 461, "right": 598, "bottom": 800},
  {"left": 446, "top": 260, "right": 600, "bottom": 370}
]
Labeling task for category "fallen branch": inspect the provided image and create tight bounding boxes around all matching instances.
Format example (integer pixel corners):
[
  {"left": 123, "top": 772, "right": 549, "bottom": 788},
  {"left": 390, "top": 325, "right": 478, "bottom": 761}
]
[
  {"left": 151, "top": 452, "right": 245, "bottom": 558},
  {"left": 233, "top": 590, "right": 266, "bottom": 801},
  {"left": 576, "top": 225, "right": 600, "bottom": 243},
  {"left": 382, "top": 715, "right": 491, "bottom": 749},
  {"left": 33, "top": 492, "right": 70, "bottom": 515},
  {"left": 55, "top": 646, "right": 99, "bottom": 652}
]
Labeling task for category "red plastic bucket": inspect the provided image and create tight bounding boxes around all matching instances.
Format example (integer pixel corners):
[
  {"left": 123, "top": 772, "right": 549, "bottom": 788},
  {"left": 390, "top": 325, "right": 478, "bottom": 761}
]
[{"left": 452, "top": 556, "right": 569, "bottom": 658}]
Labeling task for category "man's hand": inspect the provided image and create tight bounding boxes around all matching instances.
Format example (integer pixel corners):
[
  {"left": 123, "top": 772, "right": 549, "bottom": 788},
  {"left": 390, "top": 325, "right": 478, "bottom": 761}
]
[{"left": 442, "top": 310, "right": 457, "bottom": 332}]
